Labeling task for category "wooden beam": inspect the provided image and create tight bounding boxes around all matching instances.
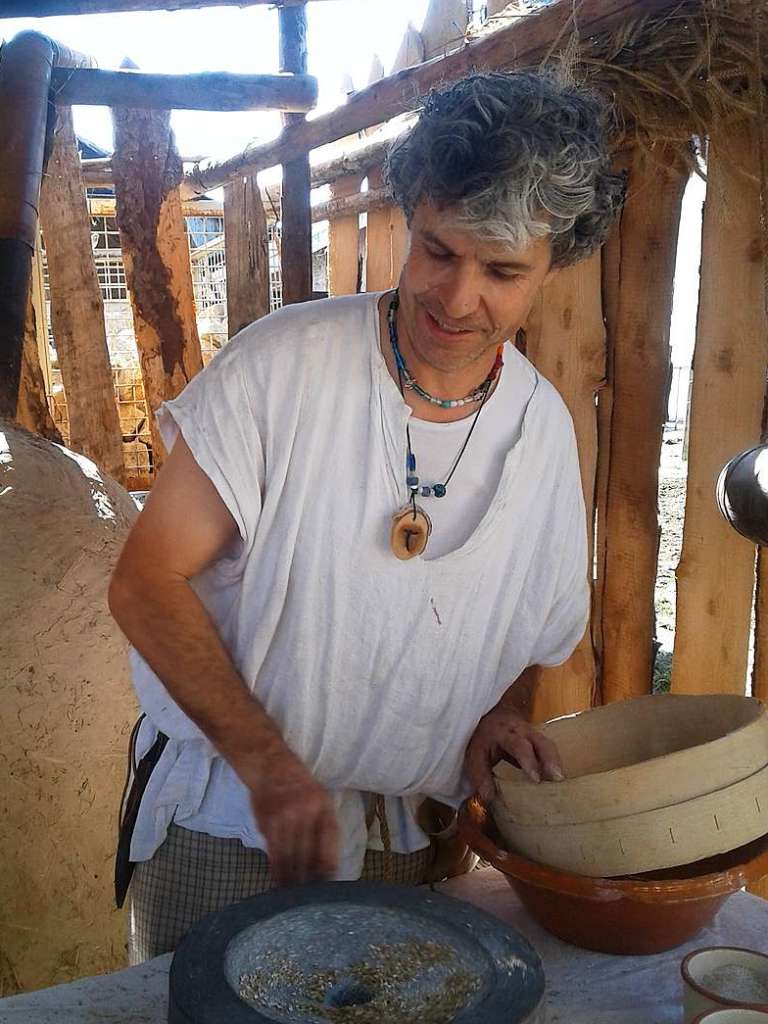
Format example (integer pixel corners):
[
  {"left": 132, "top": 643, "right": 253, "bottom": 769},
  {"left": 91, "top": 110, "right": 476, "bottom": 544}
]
[
  {"left": 327, "top": 175, "right": 362, "bottom": 297},
  {"left": 224, "top": 174, "right": 270, "bottom": 337},
  {"left": 82, "top": 130, "right": 405, "bottom": 192},
  {"left": 524, "top": 253, "right": 605, "bottom": 723},
  {"left": 88, "top": 196, "right": 224, "bottom": 218},
  {"left": 111, "top": 98, "right": 204, "bottom": 470},
  {"left": 39, "top": 107, "right": 126, "bottom": 483},
  {"left": 672, "top": 123, "right": 767, "bottom": 696},
  {"left": 2, "top": 0, "right": 321, "bottom": 12},
  {"left": 51, "top": 68, "right": 317, "bottom": 113},
  {"left": 186, "top": 0, "right": 681, "bottom": 194},
  {"left": 279, "top": 4, "right": 312, "bottom": 306},
  {"left": 0, "top": 31, "right": 55, "bottom": 421},
  {"left": 599, "top": 145, "right": 687, "bottom": 703}
]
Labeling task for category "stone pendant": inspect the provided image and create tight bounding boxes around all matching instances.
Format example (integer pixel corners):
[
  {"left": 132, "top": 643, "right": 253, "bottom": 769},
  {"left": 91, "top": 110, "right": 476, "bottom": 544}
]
[{"left": 390, "top": 504, "right": 432, "bottom": 560}]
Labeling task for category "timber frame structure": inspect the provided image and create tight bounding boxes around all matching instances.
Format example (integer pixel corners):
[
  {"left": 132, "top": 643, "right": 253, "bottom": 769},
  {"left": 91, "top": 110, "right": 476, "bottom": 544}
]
[{"left": 2, "top": 0, "right": 768, "bottom": 872}]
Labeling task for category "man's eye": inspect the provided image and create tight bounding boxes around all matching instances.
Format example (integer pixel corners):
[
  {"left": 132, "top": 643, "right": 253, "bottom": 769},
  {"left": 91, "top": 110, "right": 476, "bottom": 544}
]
[
  {"left": 492, "top": 269, "right": 522, "bottom": 281},
  {"left": 427, "top": 247, "right": 451, "bottom": 260}
]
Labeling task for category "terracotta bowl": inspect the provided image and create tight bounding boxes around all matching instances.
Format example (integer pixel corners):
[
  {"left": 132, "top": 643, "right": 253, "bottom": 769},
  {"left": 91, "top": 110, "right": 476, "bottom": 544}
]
[{"left": 457, "top": 798, "right": 768, "bottom": 956}]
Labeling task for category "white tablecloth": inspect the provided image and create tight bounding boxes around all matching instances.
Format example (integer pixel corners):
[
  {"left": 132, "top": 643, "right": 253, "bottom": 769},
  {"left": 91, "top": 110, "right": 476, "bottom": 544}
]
[{"left": 1, "top": 868, "right": 766, "bottom": 1023}]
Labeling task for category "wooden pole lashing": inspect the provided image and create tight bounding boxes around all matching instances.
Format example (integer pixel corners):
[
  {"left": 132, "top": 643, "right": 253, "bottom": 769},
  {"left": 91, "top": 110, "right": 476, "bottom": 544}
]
[{"left": 278, "top": 4, "right": 313, "bottom": 306}]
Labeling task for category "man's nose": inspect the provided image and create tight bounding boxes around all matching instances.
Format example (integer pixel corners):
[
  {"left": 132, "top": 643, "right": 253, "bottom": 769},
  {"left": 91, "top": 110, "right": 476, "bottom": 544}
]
[{"left": 437, "top": 262, "right": 482, "bottom": 320}]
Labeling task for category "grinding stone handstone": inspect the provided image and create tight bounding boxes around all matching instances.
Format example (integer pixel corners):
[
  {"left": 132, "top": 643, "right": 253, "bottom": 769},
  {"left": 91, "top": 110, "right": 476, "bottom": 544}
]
[{"left": 168, "top": 881, "right": 545, "bottom": 1024}]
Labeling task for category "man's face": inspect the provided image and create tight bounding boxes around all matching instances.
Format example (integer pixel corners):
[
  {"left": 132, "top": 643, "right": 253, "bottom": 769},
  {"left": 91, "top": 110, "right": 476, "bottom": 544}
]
[{"left": 397, "top": 202, "right": 554, "bottom": 375}]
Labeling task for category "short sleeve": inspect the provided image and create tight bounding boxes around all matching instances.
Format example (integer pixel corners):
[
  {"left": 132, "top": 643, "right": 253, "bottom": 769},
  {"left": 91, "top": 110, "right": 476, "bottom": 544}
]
[
  {"left": 156, "top": 330, "right": 265, "bottom": 549},
  {"left": 529, "top": 434, "right": 591, "bottom": 669}
]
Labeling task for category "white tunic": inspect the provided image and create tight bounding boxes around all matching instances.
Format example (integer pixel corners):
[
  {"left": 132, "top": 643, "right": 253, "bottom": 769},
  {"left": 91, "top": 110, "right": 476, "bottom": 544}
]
[{"left": 128, "top": 290, "right": 589, "bottom": 879}]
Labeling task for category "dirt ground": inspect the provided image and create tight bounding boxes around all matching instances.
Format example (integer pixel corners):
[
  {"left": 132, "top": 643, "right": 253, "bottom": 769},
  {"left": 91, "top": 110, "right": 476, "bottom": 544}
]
[{"left": 653, "top": 429, "right": 688, "bottom": 691}]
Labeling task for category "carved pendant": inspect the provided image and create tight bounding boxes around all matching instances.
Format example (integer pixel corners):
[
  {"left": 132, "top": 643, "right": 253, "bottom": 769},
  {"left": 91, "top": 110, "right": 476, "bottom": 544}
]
[{"left": 390, "top": 504, "right": 432, "bottom": 560}]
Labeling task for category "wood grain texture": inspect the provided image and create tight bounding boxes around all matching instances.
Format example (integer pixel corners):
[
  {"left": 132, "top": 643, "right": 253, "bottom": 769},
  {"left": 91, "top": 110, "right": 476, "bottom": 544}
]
[
  {"left": 754, "top": 548, "right": 768, "bottom": 704},
  {"left": 524, "top": 253, "right": 605, "bottom": 723},
  {"left": 593, "top": 211, "right": 623, "bottom": 703},
  {"left": 17, "top": 290, "right": 61, "bottom": 443},
  {"left": 279, "top": 4, "right": 313, "bottom": 306},
  {"left": 0, "top": 31, "right": 55, "bottom": 419},
  {"left": 365, "top": 165, "right": 408, "bottom": 291},
  {"left": 39, "top": 107, "right": 125, "bottom": 482},
  {"left": 224, "top": 174, "right": 269, "bottom": 337},
  {"left": 51, "top": 68, "right": 317, "bottom": 112},
  {"left": 420, "top": 0, "right": 469, "bottom": 60},
  {"left": 186, "top": 0, "right": 681, "bottom": 193},
  {"left": 112, "top": 103, "right": 203, "bottom": 470},
  {"left": 327, "top": 175, "right": 362, "bottom": 297},
  {"left": 599, "top": 145, "right": 687, "bottom": 703},
  {"left": 672, "top": 124, "right": 767, "bottom": 696}
]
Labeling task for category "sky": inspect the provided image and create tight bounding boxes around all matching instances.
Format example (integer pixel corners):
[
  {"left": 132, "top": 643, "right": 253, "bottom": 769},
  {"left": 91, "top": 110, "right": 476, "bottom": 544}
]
[
  {"left": 0, "top": 1, "right": 431, "bottom": 161},
  {"left": 1, "top": 0, "right": 702, "bottom": 364}
]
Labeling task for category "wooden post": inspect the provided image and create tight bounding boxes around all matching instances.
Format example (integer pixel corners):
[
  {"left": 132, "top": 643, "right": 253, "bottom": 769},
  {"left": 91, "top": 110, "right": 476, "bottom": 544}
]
[
  {"left": 391, "top": 21, "right": 425, "bottom": 73},
  {"left": 223, "top": 174, "right": 270, "bottom": 337},
  {"left": 599, "top": 145, "right": 687, "bottom": 704},
  {"left": 17, "top": 290, "right": 62, "bottom": 443},
  {"left": 365, "top": 166, "right": 409, "bottom": 291},
  {"left": 279, "top": 4, "right": 313, "bottom": 305},
  {"left": 111, "top": 77, "right": 204, "bottom": 470},
  {"left": 524, "top": 253, "right": 605, "bottom": 722},
  {"left": 593, "top": 200, "right": 625, "bottom": 704},
  {"left": 672, "top": 124, "right": 768, "bottom": 695},
  {"left": 755, "top": 549, "right": 768, "bottom": 703},
  {"left": 0, "top": 31, "right": 55, "bottom": 421},
  {"left": 327, "top": 175, "right": 362, "bottom": 296},
  {"left": 420, "top": 0, "right": 468, "bottom": 59},
  {"left": 39, "top": 107, "right": 126, "bottom": 482}
]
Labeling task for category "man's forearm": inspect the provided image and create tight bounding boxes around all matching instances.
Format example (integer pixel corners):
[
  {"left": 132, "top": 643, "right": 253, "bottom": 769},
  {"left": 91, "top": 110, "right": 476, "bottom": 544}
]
[{"left": 108, "top": 571, "right": 290, "bottom": 786}]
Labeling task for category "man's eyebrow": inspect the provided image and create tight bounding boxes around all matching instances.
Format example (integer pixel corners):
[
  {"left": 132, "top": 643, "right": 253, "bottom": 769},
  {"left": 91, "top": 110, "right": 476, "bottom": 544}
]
[
  {"left": 421, "top": 229, "right": 454, "bottom": 253},
  {"left": 421, "top": 229, "right": 533, "bottom": 271}
]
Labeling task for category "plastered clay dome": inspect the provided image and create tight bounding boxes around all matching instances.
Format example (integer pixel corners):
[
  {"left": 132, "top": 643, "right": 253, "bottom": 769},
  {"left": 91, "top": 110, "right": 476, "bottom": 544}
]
[{"left": 0, "top": 422, "right": 139, "bottom": 994}]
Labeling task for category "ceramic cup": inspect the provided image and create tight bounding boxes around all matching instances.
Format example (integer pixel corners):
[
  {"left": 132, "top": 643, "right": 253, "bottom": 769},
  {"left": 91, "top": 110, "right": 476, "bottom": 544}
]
[
  {"left": 691, "top": 1011, "right": 768, "bottom": 1023},
  {"left": 682, "top": 947, "right": 768, "bottom": 1022}
]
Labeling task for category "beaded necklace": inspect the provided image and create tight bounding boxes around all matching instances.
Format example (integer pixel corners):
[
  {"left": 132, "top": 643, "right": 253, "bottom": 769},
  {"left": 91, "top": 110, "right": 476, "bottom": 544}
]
[{"left": 387, "top": 291, "right": 504, "bottom": 560}]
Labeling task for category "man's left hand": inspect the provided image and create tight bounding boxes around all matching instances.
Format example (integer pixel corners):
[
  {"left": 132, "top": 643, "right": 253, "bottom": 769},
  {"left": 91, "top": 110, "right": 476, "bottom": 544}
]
[{"left": 465, "top": 705, "right": 564, "bottom": 802}]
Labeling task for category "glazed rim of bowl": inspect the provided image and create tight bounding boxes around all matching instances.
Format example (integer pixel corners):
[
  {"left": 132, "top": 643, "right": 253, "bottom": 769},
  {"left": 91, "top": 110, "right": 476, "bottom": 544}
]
[
  {"left": 494, "top": 695, "right": 765, "bottom": 789},
  {"left": 681, "top": 946, "right": 768, "bottom": 1010},
  {"left": 458, "top": 798, "right": 768, "bottom": 902}
]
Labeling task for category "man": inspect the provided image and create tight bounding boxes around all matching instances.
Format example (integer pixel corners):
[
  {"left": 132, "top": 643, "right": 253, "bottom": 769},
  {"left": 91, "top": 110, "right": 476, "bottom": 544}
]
[{"left": 109, "top": 70, "right": 624, "bottom": 962}]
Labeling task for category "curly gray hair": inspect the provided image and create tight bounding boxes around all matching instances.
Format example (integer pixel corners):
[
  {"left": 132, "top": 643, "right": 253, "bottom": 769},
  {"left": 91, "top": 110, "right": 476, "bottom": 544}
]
[{"left": 385, "top": 71, "right": 624, "bottom": 268}]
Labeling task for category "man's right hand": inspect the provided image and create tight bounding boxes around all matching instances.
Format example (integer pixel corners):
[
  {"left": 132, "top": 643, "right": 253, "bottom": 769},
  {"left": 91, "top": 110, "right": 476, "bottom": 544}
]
[{"left": 246, "top": 751, "right": 340, "bottom": 886}]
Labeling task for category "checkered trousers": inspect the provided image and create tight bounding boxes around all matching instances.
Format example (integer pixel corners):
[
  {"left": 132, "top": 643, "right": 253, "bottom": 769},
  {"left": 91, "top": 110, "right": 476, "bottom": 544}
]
[{"left": 128, "top": 823, "right": 433, "bottom": 964}]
